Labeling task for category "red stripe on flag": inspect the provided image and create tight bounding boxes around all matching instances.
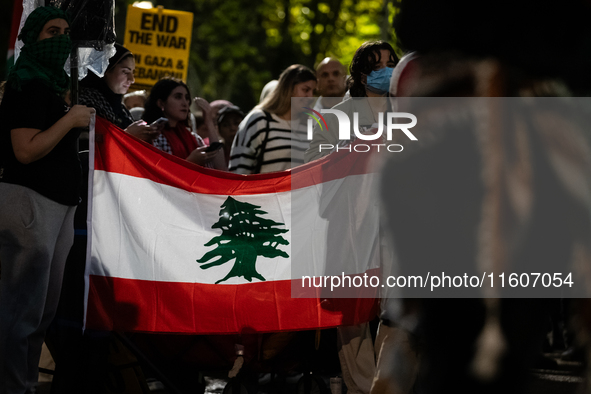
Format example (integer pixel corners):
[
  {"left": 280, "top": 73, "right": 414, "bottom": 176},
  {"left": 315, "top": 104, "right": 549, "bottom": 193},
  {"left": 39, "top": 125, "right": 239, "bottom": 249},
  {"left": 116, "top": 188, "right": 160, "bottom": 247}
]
[
  {"left": 9, "top": 0, "right": 22, "bottom": 52},
  {"left": 86, "top": 275, "right": 379, "bottom": 334},
  {"left": 94, "top": 117, "right": 377, "bottom": 195}
]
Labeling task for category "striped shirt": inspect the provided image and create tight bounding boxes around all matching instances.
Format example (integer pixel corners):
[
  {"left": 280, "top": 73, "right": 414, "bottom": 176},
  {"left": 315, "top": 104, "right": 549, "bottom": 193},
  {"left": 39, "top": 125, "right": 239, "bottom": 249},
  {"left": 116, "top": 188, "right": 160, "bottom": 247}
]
[{"left": 229, "top": 109, "right": 309, "bottom": 174}]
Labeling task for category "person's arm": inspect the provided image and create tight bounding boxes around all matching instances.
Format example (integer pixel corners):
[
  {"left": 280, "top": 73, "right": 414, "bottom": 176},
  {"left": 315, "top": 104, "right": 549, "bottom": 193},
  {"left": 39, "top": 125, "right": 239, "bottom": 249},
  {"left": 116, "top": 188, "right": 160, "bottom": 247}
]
[
  {"left": 11, "top": 104, "right": 94, "bottom": 164},
  {"left": 185, "top": 145, "right": 224, "bottom": 167},
  {"left": 209, "top": 146, "right": 228, "bottom": 171},
  {"left": 125, "top": 120, "right": 161, "bottom": 143},
  {"left": 228, "top": 112, "right": 264, "bottom": 174},
  {"left": 193, "top": 97, "right": 226, "bottom": 170},
  {"left": 193, "top": 97, "right": 220, "bottom": 143}
]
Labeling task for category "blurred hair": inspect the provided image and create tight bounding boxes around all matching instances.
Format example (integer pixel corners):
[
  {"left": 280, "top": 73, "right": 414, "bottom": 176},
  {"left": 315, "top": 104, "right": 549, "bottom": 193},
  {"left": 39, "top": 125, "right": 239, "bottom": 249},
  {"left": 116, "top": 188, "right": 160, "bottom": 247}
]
[
  {"left": 393, "top": 0, "right": 591, "bottom": 93},
  {"left": 123, "top": 90, "right": 147, "bottom": 100},
  {"left": 259, "top": 65, "right": 316, "bottom": 116},
  {"left": 210, "top": 99, "right": 232, "bottom": 109},
  {"left": 349, "top": 41, "right": 398, "bottom": 98},
  {"left": 218, "top": 105, "right": 244, "bottom": 125},
  {"left": 143, "top": 77, "right": 191, "bottom": 124},
  {"left": 259, "top": 80, "right": 278, "bottom": 104}
]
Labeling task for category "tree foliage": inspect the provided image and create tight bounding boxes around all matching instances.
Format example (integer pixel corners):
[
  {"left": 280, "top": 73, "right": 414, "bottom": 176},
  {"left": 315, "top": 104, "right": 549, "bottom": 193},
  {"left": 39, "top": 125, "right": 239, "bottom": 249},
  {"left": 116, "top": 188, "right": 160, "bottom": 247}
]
[{"left": 114, "top": 0, "right": 398, "bottom": 111}]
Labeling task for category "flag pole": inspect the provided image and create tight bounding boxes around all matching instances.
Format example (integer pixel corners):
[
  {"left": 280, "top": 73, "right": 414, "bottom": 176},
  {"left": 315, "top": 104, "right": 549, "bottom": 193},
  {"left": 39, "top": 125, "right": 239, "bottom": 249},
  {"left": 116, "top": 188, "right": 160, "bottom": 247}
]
[{"left": 70, "top": 43, "right": 79, "bottom": 105}]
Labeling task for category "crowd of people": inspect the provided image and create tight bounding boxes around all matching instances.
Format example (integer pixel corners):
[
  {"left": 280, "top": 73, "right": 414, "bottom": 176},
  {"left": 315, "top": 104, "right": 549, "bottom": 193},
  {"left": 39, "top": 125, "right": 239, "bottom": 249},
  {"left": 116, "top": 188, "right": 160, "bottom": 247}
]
[{"left": 2, "top": 1, "right": 591, "bottom": 394}]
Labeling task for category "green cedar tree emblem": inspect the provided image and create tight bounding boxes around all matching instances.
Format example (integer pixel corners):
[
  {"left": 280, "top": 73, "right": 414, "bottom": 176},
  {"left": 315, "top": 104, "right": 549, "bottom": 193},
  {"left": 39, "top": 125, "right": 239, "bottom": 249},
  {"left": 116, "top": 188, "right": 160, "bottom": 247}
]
[{"left": 197, "top": 196, "right": 289, "bottom": 284}]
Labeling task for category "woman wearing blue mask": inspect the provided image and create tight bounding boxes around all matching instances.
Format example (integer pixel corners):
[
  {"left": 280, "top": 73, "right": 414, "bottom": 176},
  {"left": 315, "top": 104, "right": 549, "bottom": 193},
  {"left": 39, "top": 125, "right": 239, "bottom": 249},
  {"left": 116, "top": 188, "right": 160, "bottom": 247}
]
[
  {"left": 304, "top": 41, "right": 399, "bottom": 162},
  {"left": 349, "top": 41, "right": 398, "bottom": 97},
  {"left": 303, "top": 41, "right": 399, "bottom": 394}
]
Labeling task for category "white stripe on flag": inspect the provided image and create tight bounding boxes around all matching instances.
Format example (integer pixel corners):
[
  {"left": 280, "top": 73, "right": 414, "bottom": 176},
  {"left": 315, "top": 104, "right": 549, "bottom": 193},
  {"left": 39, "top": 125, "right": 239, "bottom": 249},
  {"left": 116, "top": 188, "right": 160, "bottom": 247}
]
[
  {"left": 91, "top": 170, "right": 293, "bottom": 284},
  {"left": 90, "top": 169, "right": 381, "bottom": 284}
]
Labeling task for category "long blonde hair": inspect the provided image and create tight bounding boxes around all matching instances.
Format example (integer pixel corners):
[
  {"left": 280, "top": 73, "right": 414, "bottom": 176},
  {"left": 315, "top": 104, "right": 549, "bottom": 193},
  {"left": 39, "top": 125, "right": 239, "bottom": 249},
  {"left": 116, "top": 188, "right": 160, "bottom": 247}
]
[{"left": 259, "top": 64, "right": 316, "bottom": 116}]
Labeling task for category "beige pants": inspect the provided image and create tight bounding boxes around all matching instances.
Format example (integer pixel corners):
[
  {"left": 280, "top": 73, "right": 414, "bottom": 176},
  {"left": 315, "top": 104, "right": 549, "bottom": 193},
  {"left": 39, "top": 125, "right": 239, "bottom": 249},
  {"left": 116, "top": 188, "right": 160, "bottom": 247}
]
[
  {"left": 337, "top": 323, "right": 419, "bottom": 394},
  {"left": 337, "top": 323, "right": 376, "bottom": 394},
  {"left": 370, "top": 325, "right": 419, "bottom": 394}
]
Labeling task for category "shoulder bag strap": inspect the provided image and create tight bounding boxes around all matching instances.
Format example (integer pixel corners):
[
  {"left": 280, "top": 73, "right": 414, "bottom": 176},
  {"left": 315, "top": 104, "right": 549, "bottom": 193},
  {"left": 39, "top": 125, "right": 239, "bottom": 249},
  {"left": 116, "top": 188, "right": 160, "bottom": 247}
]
[{"left": 253, "top": 110, "right": 272, "bottom": 174}]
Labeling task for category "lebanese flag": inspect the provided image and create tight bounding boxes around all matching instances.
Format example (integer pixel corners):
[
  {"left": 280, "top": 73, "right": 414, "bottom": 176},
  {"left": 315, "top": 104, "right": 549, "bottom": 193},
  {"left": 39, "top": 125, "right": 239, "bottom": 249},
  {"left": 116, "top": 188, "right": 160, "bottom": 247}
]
[
  {"left": 85, "top": 117, "right": 382, "bottom": 334},
  {"left": 7, "top": 0, "right": 23, "bottom": 60}
]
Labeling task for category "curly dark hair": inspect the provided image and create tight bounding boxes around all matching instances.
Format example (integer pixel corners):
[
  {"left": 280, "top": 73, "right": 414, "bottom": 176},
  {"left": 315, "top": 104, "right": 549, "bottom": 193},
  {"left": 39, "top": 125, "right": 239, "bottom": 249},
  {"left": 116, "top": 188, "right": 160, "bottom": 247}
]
[
  {"left": 348, "top": 41, "right": 399, "bottom": 98},
  {"left": 142, "top": 77, "right": 191, "bottom": 124}
]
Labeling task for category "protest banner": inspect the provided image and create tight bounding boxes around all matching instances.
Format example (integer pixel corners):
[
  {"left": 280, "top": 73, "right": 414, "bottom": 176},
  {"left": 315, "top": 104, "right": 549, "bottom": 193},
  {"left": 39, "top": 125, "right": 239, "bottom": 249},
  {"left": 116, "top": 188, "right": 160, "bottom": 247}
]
[{"left": 124, "top": 5, "right": 193, "bottom": 89}]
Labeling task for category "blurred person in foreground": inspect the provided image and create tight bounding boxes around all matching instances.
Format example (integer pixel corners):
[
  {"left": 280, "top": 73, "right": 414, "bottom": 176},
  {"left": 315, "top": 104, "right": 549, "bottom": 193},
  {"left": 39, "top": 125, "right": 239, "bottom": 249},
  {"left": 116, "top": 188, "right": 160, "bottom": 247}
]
[
  {"left": 0, "top": 6, "right": 94, "bottom": 393},
  {"left": 230, "top": 64, "right": 316, "bottom": 174},
  {"left": 313, "top": 57, "right": 347, "bottom": 111},
  {"left": 376, "top": 0, "right": 591, "bottom": 393}
]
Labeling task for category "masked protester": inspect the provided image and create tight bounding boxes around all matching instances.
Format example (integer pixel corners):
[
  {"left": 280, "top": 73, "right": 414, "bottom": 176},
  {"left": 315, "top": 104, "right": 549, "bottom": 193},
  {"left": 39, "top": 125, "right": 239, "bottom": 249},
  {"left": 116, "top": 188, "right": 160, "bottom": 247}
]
[
  {"left": 0, "top": 6, "right": 94, "bottom": 394},
  {"left": 305, "top": 41, "right": 399, "bottom": 163},
  {"left": 348, "top": 41, "right": 398, "bottom": 97},
  {"left": 302, "top": 42, "right": 399, "bottom": 394}
]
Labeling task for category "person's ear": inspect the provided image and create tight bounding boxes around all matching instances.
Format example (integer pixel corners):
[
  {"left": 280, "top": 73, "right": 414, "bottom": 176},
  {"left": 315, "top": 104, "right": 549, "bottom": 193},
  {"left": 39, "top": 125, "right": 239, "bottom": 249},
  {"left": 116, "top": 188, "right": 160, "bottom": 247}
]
[
  {"left": 157, "top": 99, "right": 164, "bottom": 111},
  {"left": 361, "top": 74, "right": 367, "bottom": 86}
]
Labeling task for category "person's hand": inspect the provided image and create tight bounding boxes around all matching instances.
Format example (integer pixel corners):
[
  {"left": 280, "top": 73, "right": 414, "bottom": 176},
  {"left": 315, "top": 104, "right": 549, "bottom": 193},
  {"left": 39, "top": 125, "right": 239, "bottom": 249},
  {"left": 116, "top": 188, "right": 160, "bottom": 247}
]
[
  {"left": 64, "top": 90, "right": 72, "bottom": 106},
  {"left": 186, "top": 145, "right": 221, "bottom": 166},
  {"left": 66, "top": 105, "right": 95, "bottom": 128},
  {"left": 193, "top": 97, "right": 214, "bottom": 119},
  {"left": 125, "top": 120, "right": 161, "bottom": 143}
]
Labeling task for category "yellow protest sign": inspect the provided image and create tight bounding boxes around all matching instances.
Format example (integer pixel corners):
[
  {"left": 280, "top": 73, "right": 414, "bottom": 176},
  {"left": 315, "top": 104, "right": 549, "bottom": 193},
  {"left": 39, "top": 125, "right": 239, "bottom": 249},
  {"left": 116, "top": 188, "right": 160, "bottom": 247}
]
[{"left": 124, "top": 5, "right": 193, "bottom": 88}]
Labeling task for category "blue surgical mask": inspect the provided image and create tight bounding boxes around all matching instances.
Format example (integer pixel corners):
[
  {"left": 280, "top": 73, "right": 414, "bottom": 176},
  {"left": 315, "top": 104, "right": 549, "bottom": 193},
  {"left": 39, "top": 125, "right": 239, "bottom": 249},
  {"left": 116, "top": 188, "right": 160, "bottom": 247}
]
[{"left": 366, "top": 67, "right": 394, "bottom": 95}]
